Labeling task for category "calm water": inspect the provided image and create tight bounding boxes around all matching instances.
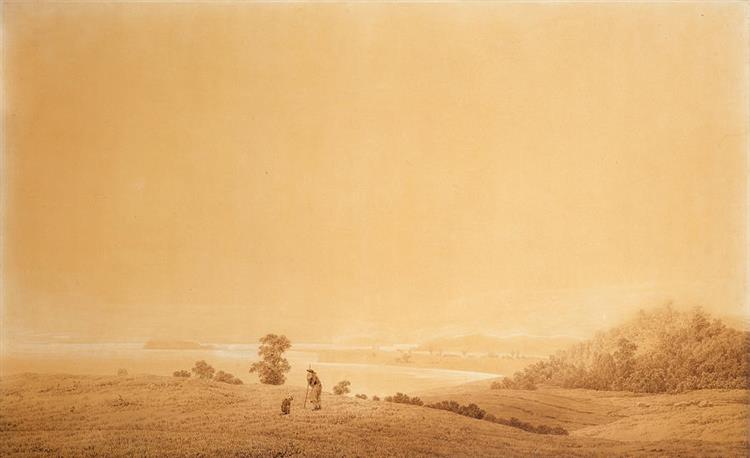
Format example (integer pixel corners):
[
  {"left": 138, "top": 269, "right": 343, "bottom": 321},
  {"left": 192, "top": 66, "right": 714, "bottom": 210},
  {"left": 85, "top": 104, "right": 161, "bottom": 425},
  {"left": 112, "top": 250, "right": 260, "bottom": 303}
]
[{"left": 2, "top": 342, "right": 501, "bottom": 396}]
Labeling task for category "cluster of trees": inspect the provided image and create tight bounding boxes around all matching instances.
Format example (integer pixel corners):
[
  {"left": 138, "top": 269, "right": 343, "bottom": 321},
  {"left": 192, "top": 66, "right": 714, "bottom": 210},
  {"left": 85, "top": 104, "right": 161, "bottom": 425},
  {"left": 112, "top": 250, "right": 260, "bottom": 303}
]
[
  {"left": 172, "top": 360, "right": 243, "bottom": 385},
  {"left": 425, "top": 400, "right": 568, "bottom": 435},
  {"left": 384, "top": 392, "right": 424, "bottom": 406},
  {"left": 493, "top": 306, "right": 749, "bottom": 393}
]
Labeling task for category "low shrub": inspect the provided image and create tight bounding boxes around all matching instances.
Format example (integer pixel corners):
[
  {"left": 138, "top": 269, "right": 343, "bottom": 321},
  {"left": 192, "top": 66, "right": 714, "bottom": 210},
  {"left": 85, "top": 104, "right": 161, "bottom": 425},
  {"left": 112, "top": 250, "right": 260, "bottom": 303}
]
[
  {"left": 173, "top": 370, "right": 191, "bottom": 378},
  {"left": 489, "top": 415, "right": 568, "bottom": 435},
  {"left": 116, "top": 368, "right": 128, "bottom": 377},
  {"left": 428, "top": 399, "right": 568, "bottom": 435},
  {"left": 214, "top": 370, "right": 243, "bottom": 385},
  {"left": 372, "top": 395, "right": 380, "bottom": 401},
  {"left": 333, "top": 380, "right": 351, "bottom": 395},
  {"left": 355, "top": 393, "right": 367, "bottom": 400},
  {"left": 384, "top": 392, "right": 423, "bottom": 406},
  {"left": 427, "top": 400, "right": 485, "bottom": 419}
]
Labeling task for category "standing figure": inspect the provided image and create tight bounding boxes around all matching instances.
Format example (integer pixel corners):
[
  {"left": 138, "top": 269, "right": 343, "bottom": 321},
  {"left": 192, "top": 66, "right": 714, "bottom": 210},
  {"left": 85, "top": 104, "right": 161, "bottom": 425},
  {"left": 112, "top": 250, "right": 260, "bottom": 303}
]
[{"left": 306, "top": 369, "right": 323, "bottom": 411}]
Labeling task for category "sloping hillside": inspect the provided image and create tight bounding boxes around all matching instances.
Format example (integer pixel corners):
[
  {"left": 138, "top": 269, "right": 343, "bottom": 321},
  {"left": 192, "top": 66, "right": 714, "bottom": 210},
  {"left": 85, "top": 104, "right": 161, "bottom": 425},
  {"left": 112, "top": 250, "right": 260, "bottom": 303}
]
[
  {"left": 1, "top": 374, "right": 747, "bottom": 457},
  {"left": 418, "top": 379, "right": 750, "bottom": 443},
  {"left": 571, "top": 388, "right": 750, "bottom": 443},
  {"left": 419, "top": 380, "right": 617, "bottom": 431}
]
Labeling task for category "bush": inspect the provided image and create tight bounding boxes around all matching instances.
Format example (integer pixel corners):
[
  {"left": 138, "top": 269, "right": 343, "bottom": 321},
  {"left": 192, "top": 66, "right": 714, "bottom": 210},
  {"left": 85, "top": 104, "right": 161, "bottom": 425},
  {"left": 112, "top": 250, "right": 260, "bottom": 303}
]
[
  {"left": 192, "top": 360, "right": 215, "bottom": 379},
  {"left": 249, "top": 334, "right": 292, "bottom": 385},
  {"left": 214, "top": 370, "right": 243, "bottom": 385},
  {"left": 491, "top": 378, "right": 515, "bottom": 390},
  {"left": 333, "top": 380, "right": 351, "bottom": 395},
  {"left": 490, "top": 416, "right": 568, "bottom": 435},
  {"left": 384, "top": 392, "right": 423, "bottom": 406},
  {"left": 427, "top": 400, "right": 460, "bottom": 413},
  {"left": 427, "top": 399, "right": 567, "bottom": 435},
  {"left": 459, "top": 403, "right": 486, "bottom": 419},
  {"left": 116, "top": 368, "right": 128, "bottom": 377},
  {"left": 173, "top": 370, "right": 191, "bottom": 378},
  {"left": 427, "top": 400, "right": 485, "bottom": 419},
  {"left": 372, "top": 395, "right": 380, "bottom": 401},
  {"left": 355, "top": 393, "right": 367, "bottom": 400}
]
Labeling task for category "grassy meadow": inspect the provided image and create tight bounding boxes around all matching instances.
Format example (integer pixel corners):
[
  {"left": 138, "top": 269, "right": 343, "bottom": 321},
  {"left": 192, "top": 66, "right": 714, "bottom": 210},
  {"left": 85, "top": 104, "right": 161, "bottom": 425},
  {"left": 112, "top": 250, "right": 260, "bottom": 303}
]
[
  {"left": 418, "top": 379, "right": 750, "bottom": 443},
  {"left": 1, "top": 373, "right": 747, "bottom": 457}
]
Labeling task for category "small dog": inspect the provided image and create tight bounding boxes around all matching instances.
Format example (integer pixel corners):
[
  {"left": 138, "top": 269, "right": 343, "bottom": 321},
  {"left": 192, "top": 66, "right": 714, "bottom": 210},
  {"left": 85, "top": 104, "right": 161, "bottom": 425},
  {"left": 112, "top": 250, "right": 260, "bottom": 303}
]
[{"left": 280, "top": 395, "right": 294, "bottom": 415}]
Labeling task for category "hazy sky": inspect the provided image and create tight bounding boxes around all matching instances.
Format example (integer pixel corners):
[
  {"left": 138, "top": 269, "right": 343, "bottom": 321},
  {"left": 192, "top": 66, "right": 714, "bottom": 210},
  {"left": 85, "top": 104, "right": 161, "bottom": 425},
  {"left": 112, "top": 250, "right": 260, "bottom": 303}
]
[{"left": 3, "top": 3, "right": 747, "bottom": 343}]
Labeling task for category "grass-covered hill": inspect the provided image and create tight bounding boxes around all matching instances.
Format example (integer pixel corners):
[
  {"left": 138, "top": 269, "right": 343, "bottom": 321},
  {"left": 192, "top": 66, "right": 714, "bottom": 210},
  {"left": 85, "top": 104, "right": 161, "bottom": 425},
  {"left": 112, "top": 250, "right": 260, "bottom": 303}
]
[
  {"left": 418, "top": 379, "right": 749, "bottom": 444},
  {"left": 2, "top": 373, "right": 746, "bottom": 457},
  {"left": 494, "top": 306, "right": 749, "bottom": 392}
]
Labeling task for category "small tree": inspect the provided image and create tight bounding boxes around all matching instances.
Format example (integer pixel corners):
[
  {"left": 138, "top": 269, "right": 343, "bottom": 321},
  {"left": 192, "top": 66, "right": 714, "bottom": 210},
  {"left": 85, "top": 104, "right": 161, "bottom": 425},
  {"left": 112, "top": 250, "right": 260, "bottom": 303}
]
[
  {"left": 249, "top": 334, "right": 292, "bottom": 385},
  {"left": 117, "top": 368, "right": 128, "bottom": 377},
  {"left": 333, "top": 380, "right": 351, "bottom": 395},
  {"left": 192, "top": 360, "right": 215, "bottom": 379}
]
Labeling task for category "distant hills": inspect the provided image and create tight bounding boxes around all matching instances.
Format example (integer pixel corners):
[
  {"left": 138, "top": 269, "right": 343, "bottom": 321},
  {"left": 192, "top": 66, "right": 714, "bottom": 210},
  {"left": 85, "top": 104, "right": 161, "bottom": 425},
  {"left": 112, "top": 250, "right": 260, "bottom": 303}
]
[
  {"left": 417, "top": 334, "right": 582, "bottom": 356},
  {"left": 143, "top": 340, "right": 215, "bottom": 350}
]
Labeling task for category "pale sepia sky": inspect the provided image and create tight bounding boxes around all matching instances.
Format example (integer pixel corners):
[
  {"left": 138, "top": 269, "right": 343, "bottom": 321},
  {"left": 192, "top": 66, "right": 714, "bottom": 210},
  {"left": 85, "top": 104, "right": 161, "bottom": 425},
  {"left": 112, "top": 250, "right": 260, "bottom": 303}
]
[{"left": 2, "top": 2, "right": 748, "bottom": 343}]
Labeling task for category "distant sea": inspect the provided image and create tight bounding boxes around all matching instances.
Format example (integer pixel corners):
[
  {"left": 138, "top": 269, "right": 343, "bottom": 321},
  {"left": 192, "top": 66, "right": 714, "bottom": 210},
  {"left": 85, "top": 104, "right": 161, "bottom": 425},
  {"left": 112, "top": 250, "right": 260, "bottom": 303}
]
[{"left": 1, "top": 341, "right": 501, "bottom": 396}]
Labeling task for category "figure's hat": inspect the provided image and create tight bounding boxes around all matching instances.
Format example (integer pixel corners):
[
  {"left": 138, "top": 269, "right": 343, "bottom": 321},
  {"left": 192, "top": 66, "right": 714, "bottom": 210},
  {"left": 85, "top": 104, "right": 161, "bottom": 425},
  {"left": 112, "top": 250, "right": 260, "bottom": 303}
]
[{"left": 306, "top": 369, "right": 316, "bottom": 373}]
